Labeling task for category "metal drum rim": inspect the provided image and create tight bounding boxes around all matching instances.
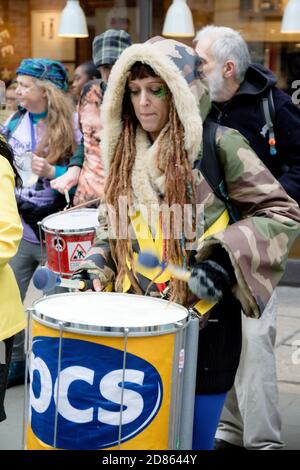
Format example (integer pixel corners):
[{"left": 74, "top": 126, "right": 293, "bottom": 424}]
[
  {"left": 42, "top": 227, "right": 97, "bottom": 235},
  {"left": 41, "top": 208, "right": 99, "bottom": 233},
  {"left": 32, "top": 292, "right": 189, "bottom": 337}
]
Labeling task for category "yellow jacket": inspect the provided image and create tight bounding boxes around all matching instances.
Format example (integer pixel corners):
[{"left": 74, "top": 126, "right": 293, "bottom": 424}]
[{"left": 0, "top": 155, "right": 25, "bottom": 341}]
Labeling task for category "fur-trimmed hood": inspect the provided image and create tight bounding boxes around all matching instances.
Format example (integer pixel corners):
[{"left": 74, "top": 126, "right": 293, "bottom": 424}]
[{"left": 100, "top": 36, "right": 208, "bottom": 174}]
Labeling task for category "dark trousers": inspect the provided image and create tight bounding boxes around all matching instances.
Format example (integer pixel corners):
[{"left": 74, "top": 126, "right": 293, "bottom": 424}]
[{"left": 0, "top": 336, "right": 14, "bottom": 422}]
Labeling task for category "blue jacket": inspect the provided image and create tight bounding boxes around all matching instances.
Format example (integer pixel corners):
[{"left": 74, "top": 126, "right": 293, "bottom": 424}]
[{"left": 208, "top": 63, "right": 300, "bottom": 205}]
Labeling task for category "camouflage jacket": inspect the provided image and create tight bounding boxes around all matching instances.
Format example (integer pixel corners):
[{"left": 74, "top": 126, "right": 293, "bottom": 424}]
[{"left": 77, "top": 37, "right": 300, "bottom": 320}]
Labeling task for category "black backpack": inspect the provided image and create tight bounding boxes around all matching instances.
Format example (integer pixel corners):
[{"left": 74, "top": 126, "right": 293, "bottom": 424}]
[
  {"left": 197, "top": 88, "right": 277, "bottom": 224},
  {"left": 194, "top": 120, "right": 240, "bottom": 223}
]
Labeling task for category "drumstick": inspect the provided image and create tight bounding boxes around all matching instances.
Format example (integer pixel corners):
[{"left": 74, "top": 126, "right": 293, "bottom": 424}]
[
  {"left": 63, "top": 197, "right": 102, "bottom": 212},
  {"left": 33, "top": 267, "right": 93, "bottom": 292},
  {"left": 137, "top": 251, "right": 191, "bottom": 282}
]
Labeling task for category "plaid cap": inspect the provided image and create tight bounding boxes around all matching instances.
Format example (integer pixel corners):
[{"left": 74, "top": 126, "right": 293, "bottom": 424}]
[
  {"left": 16, "top": 58, "right": 68, "bottom": 91},
  {"left": 92, "top": 29, "right": 132, "bottom": 68}
]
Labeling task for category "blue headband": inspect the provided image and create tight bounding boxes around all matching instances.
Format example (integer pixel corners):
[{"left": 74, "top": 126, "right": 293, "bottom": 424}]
[{"left": 16, "top": 58, "right": 68, "bottom": 91}]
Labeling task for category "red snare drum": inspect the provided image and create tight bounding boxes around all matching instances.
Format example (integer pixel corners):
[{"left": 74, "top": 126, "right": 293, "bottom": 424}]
[{"left": 41, "top": 209, "right": 99, "bottom": 276}]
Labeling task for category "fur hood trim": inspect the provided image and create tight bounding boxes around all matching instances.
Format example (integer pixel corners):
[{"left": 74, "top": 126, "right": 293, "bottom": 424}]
[{"left": 100, "top": 40, "right": 205, "bottom": 173}]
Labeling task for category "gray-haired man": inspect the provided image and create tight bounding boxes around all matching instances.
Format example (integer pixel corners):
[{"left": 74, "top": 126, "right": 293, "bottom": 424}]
[{"left": 195, "top": 25, "right": 300, "bottom": 451}]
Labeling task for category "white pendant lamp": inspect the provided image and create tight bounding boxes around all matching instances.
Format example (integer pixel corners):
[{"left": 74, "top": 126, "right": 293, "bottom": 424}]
[
  {"left": 162, "top": 0, "right": 195, "bottom": 38},
  {"left": 58, "top": 0, "right": 88, "bottom": 38},
  {"left": 281, "top": 0, "right": 300, "bottom": 33}
]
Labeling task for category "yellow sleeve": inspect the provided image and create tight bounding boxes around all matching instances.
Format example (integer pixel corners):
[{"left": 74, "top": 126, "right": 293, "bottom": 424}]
[{"left": 0, "top": 155, "right": 23, "bottom": 270}]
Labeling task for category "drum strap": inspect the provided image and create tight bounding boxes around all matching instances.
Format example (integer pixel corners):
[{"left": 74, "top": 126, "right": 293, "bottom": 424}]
[
  {"left": 123, "top": 209, "right": 230, "bottom": 315},
  {"left": 122, "top": 213, "right": 171, "bottom": 292}
]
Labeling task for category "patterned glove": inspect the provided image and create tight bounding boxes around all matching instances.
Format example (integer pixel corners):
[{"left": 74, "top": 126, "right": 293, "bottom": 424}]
[{"left": 188, "top": 259, "right": 233, "bottom": 301}]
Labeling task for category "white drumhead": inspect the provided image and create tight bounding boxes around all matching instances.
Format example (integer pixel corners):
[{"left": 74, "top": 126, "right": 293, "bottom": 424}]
[
  {"left": 33, "top": 292, "right": 187, "bottom": 332},
  {"left": 42, "top": 209, "right": 99, "bottom": 231}
]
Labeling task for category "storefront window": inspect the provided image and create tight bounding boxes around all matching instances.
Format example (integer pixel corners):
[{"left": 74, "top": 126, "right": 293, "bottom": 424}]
[
  {"left": 154, "top": 1, "right": 300, "bottom": 98},
  {"left": 0, "top": 0, "right": 141, "bottom": 83},
  {"left": 0, "top": 0, "right": 299, "bottom": 97}
]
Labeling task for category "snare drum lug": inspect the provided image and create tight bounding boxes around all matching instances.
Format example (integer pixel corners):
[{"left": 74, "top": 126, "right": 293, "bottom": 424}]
[
  {"left": 188, "top": 308, "right": 211, "bottom": 330},
  {"left": 188, "top": 308, "right": 200, "bottom": 320},
  {"left": 26, "top": 307, "right": 35, "bottom": 314}
]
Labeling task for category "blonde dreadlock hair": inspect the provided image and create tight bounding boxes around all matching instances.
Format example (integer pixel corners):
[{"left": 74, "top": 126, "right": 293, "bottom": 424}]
[{"left": 105, "top": 62, "right": 196, "bottom": 305}]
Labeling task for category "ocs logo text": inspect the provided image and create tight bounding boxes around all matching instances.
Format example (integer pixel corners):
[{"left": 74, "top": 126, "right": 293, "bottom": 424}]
[{"left": 29, "top": 337, "right": 162, "bottom": 449}]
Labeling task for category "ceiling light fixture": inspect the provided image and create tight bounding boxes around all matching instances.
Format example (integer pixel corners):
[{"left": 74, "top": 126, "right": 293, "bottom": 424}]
[
  {"left": 162, "top": 0, "right": 195, "bottom": 38},
  {"left": 281, "top": 0, "right": 300, "bottom": 33},
  {"left": 58, "top": 0, "right": 88, "bottom": 38}
]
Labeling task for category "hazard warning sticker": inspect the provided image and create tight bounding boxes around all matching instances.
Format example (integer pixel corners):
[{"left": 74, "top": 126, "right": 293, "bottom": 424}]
[{"left": 67, "top": 241, "right": 92, "bottom": 270}]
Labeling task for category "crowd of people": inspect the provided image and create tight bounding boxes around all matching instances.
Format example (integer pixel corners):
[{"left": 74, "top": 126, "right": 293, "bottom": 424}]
[{"left": 0, "top": 25, "right": 300, "bottom": 451}]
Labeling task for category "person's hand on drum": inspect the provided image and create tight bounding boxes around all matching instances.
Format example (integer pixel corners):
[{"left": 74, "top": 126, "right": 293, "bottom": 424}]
[
  {"left": 72, "top": 271, "right": 103, "bottom": 292},
  {"left": 51, "top": 166, "right": 81, "bottom": 193},
  {"left": 92, "top": 278, "right": 102, "bottom": 292},
  {"left": 31, "top": 153, "right": 55, "bottom": 179}
]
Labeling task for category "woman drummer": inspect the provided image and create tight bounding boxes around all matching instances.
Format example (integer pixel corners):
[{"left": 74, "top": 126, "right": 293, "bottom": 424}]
[
  {"left": 2, "top": 58, "right": 81, "bottom": 387},
  {"left": 74, "top": 37, "right": 300, "bottom": 449}
]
